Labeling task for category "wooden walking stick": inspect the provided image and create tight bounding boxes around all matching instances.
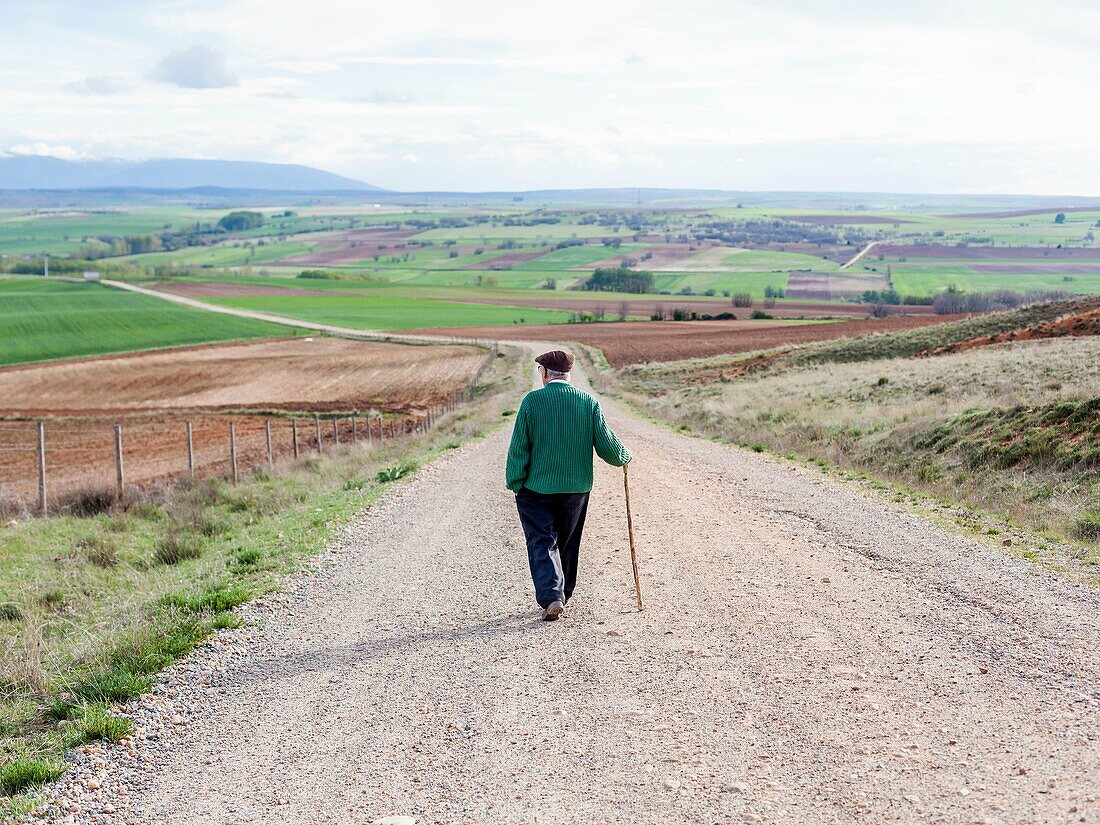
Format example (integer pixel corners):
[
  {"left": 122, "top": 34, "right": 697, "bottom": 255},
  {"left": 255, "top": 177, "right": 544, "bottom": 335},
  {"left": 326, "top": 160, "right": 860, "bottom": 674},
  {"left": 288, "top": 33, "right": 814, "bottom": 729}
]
[{"left": 622, "top": 463, "right": 644, "bottom": 611}]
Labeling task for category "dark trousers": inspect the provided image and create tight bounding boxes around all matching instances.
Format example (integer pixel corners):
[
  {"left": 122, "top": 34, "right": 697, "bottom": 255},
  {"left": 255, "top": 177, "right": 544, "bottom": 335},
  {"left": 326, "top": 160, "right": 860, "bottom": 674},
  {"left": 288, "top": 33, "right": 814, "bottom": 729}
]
[{"left": 515, "top": 488, "right": 590, "bottom": 608}]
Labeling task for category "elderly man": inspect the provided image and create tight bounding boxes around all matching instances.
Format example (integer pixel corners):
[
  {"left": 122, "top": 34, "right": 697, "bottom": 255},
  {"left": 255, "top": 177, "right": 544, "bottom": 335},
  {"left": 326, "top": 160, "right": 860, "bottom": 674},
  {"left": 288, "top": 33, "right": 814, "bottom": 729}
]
[{"left": 505, "top": 349, "right": 632, "bottom": 621}]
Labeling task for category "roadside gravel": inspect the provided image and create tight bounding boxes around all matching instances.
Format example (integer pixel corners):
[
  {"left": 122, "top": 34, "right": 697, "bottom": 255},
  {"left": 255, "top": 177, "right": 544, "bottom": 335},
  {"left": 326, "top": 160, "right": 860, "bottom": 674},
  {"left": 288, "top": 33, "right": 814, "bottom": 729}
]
[{"left": 17, "top": 377, "right": 1100, "bottom": 824}]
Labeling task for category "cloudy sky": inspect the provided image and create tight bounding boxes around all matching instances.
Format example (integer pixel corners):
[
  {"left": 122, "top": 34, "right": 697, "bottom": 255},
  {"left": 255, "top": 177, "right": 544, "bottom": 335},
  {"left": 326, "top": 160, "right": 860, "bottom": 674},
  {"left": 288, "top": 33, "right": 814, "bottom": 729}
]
[{"left": 2, "top": 0, "right": 1098, "bottom": 193}]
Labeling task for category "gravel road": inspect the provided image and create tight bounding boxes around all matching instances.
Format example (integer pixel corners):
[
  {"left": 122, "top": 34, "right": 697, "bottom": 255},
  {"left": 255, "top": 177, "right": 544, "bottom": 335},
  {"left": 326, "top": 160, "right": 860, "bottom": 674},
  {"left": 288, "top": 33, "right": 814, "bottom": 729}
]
[{"left": 23, "top": 377, "right": 1100, "bottom": 824}]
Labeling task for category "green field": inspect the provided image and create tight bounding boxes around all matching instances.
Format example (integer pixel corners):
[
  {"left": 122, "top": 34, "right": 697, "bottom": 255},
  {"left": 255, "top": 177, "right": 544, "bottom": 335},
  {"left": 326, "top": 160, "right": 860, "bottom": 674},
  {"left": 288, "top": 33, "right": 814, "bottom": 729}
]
[
  {"left": 207, "top": 292, "right": 574, "bottom": 330},
  {"left": 121, "top": 240, "right": 312, "bottom": 268},
  {"left": 0, "top": 278, "right": 285, "bottom": 366},
  {"left": 649, "top": 270, "right": 791, "bottom": 297},
  {"left": 0, "top": 209, "right": 207, "bottom": 257},
  {"left": 2, "top": 203, "right": 1097, "bottom": 330},
  {"left": 887, "top": 266, "right": 1100, "bottom": 296},
  {"left": 512, "top": 244, "right": 648, "bottom": 270}
]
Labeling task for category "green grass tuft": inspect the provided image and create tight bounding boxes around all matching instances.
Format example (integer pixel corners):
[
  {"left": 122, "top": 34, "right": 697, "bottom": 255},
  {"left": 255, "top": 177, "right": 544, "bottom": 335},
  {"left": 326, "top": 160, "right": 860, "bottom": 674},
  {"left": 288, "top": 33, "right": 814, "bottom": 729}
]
[
  {"left": 377, "top": 461, "right": 418, "bottom": 483},
  {"left": 0, "top": 758, "right": 64, "bottom": 795}
]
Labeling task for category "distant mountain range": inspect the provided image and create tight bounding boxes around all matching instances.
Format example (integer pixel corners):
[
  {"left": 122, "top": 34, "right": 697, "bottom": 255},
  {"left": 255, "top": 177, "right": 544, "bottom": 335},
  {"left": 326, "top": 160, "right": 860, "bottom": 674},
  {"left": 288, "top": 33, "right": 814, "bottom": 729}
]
[{"left": 0, "top": 156, "right": 381, "bottom": 192}]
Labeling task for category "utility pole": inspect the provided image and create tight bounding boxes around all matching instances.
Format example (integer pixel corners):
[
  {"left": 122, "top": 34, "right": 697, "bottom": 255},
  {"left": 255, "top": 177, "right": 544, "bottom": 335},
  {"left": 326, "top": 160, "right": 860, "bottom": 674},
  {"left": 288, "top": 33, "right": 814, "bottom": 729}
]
[{"left": 43, "top": 254, "right": 49, "bottom": 279}]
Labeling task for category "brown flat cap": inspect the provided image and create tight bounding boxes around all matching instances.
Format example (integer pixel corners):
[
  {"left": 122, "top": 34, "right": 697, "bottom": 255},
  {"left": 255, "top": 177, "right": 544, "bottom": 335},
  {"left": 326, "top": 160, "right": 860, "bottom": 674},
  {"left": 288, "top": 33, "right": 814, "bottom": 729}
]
[{"left": 535, "top": 349, "right": 574, "bottom": 373}]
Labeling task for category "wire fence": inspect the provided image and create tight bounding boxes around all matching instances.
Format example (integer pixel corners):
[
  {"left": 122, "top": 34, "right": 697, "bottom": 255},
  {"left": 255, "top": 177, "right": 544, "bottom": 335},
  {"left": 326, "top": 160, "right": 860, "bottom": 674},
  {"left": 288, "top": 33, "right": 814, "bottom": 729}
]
[{"left": 0, "top": 403, "right": 455, "bottom": 514}]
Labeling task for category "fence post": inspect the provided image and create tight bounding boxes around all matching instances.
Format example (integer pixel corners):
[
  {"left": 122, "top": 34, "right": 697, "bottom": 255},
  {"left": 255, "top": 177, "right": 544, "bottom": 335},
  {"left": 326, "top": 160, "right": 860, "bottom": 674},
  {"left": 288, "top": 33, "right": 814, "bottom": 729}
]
[
  {"left": 186, "top": 421, "right": 194, "bottom": 478},
  {"left": 229, "top": 423, "right": 238, "bottom": 484},
  {"left": 114, "top": 424, "right": 125, "bottom": 495},
  {"left": 292, "top": 419, "right": 299, "bottom": 459},
  {"left": 36, "top": 421, "right": 46, "bottom": 516},
  {"left": 314, "top": 413, "right": 322, "bottom": 453},
  {"left": 265, "top": 420, "right": 273, "bottom": 467},
  {"left": 352, "top": 412, "right": 358, "bottom": 445},
  {"left": 333, "top": 417, "right": 340, "bottom": 446},
  {"left": 367, "top": 415, "right": 373, "bottom": 447}
]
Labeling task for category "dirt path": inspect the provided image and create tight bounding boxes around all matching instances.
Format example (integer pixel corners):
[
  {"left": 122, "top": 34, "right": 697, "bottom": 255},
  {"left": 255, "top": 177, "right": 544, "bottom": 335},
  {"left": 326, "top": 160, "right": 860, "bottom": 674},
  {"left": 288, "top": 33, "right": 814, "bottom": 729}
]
[
  {"left": 27, "top": 360, "right": 1100, "bottom": 824},
  {"left": 840, "top": 241, "right": 879, "bottom": 270}
]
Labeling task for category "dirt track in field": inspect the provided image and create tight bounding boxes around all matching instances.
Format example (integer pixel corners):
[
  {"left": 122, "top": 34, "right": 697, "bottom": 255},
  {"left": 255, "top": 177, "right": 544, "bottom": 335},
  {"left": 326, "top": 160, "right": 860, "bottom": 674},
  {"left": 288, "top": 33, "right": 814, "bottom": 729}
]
[{"left": 26, "top": 355, "right": 1100, "bottom": 824}]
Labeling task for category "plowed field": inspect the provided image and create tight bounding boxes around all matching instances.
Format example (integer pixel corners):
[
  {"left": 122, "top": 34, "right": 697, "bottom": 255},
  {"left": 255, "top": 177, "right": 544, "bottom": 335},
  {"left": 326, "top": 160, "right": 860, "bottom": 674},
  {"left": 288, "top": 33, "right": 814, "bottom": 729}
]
[
  {"left": 0, "top": 337, "right": 484, "bottom": 506},
  {"left": 413, "top": 315, "right": 962, "bottom": 367}
]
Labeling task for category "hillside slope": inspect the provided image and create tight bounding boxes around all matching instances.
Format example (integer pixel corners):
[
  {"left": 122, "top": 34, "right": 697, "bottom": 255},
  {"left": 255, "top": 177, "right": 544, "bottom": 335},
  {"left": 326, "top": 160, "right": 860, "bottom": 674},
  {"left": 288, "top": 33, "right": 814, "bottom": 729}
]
[{"left": 0, "top": 157, "right": 379, "bottom": 191}]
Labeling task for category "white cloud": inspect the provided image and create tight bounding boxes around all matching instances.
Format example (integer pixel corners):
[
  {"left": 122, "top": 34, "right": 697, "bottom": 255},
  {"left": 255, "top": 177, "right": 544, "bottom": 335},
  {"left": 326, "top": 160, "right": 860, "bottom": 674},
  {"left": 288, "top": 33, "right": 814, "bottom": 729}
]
[
  {"left": 150, "top": 45, "right": 238, "bottom": 89},
  {"left": 0, "top": 0, "right": 1097, "bottom": 192},
  {"left": 66, "top": 75, "right": 135, "bottom": 96},
  {"left": 7, "top": 142, "right": 86, "bottom": 160},
  {"left": 262, "top": 59, "right": 340, "bottom": 74},
  {"left": 402, "top": 153, "right": 419, "bottom": 163}
]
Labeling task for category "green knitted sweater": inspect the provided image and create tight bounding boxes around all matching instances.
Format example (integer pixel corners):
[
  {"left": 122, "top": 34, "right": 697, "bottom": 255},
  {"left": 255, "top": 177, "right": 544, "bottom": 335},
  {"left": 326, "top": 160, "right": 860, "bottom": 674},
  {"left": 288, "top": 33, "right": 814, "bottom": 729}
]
[{"left": 505, "top": 380, "right": 631, "bottom": 494}]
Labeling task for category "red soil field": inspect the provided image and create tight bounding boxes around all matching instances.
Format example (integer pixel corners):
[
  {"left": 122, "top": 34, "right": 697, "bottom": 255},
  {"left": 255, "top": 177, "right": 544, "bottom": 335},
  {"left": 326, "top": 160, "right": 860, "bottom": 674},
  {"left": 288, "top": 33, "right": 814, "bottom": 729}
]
[
  {"left": 272, "top": 228, "right": 420, "bottom": 266},
  {"left": 919, "top": 305, "right": 1100, "bottom": 356},
  {"left": 152, "top": 282, "right": 328, "bottom": 298},
  {"left": 786, "top": 272, "right": 831, "bottom": 300},
  {"left": 627, "top": 244, "right": 702, "bottom": 269},
  {"left": 413, "top": 315, "right": 961, "bottom": 367},
  {"left": 876, "top": 245, "right": 1100, "bottom": 259},
  {"left": 0, "top": 338, "right": 482, "bottom": 416},
  {"left": 0, "top": 338, "right": 484, "bottom": 505},
  {"left": 466, "top": 251, "right": 547, "bottom": 269}
]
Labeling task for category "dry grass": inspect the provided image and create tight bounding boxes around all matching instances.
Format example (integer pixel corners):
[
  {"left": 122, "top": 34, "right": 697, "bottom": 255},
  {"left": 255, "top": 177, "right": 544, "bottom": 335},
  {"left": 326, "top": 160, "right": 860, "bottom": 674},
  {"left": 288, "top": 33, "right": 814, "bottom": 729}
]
[{"left": 614, "top": 336, "right": 1100, "bottom": 558}]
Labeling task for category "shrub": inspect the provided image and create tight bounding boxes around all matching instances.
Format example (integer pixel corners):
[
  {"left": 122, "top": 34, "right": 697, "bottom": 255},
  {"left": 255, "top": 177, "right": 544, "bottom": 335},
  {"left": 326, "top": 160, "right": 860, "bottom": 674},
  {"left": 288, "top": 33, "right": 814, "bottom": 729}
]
[
  {"left": 78, "top": 534, "right": 119, "bottom": 568},
  {"left": 732, "top": 292, "right": 753, "bottom": 308},
  {"left": 234, "top": 548, "right": 263, "bottom": 570},
  {"left": 1073, "top": 511, "right": 1100, "bottom": 542},
  {"left": 750, "top": 309, "right": 774, "bottom": 320},
  {"left": 581, "top": 267, "right": 654, "bottom": 294},
  {"left": 154, "top": 531, "right": 206, "bottom": 565},
  {"left": 217, "top": 211, "right": 264, "bottom": 231},
  {"left": 0, "top": 492, "right": 26, "bottom": 520},
  {"left": 55, "top": 485, "right": 124, "bottom": 517}
]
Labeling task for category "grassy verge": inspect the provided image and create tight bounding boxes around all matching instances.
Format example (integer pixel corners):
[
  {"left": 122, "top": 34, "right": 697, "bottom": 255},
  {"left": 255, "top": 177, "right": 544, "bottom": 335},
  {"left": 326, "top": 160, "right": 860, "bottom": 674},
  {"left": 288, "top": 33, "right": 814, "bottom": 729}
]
[
  {"left": 0, "top": 346, "right": 525, "bottom": 815},
  {"left": 583, "top": 316, "right": 1100, "bottom": 581}
]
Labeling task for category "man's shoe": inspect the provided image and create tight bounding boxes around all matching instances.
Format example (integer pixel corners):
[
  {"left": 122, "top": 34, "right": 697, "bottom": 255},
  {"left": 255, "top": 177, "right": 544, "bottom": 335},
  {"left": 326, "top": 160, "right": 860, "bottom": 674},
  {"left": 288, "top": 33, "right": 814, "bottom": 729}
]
[{"left": 542, "top": 600, "right": 564, "bottom": 621}]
